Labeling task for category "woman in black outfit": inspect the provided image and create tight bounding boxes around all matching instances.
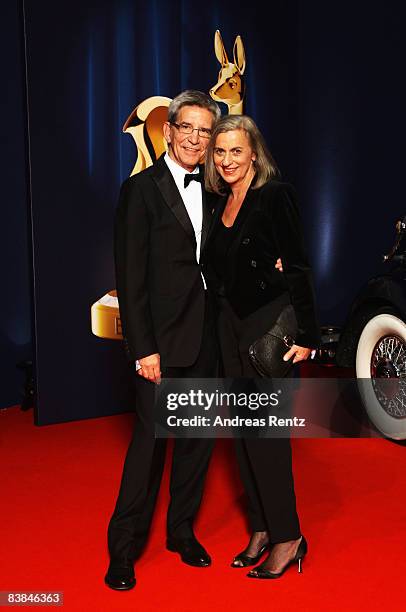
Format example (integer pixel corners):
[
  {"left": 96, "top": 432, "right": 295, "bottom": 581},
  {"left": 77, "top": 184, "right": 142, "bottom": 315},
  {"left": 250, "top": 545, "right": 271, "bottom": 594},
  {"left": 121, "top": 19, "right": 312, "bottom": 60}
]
[{"left": 203, "top": 115, "right": 319, "bottom": 579}]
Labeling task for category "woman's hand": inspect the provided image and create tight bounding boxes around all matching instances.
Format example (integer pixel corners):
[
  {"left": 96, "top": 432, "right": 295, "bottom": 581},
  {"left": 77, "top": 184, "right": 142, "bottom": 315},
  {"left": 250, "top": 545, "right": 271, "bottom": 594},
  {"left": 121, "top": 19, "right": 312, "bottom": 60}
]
[
  {"left": 283, "top": 345, "right": 312, "bottom": 364},
  {"left": 137, "top": 353, "right": 161, "bottom": 384},
  {"left": 275, "top": 257, "right": 283, "bottom": 272}
]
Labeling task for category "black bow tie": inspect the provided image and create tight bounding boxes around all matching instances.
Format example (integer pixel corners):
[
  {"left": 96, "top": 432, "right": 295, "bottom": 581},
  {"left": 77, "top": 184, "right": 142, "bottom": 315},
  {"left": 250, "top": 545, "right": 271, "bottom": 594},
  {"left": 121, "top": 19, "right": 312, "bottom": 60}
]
[{"left": 184, "top": 173, "right": 203, "bottom": 188}]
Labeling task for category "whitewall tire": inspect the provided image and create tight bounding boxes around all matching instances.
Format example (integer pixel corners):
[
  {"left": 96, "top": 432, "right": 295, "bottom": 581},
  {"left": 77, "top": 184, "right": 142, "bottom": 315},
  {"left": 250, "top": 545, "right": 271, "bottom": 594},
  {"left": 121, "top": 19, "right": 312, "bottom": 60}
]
[{"left": 356, "top": 313, "right": 406, "bottom": 440}]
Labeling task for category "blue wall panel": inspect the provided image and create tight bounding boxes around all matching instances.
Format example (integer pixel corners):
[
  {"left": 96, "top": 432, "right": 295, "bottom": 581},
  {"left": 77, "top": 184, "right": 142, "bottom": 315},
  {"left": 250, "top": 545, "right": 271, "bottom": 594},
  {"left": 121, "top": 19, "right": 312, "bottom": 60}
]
[
  {"left": 0, "top": 1, "right": 32, "bottom": 409},
  {"left": 4, "top": 0, "right": 405, "bottom": 421}
]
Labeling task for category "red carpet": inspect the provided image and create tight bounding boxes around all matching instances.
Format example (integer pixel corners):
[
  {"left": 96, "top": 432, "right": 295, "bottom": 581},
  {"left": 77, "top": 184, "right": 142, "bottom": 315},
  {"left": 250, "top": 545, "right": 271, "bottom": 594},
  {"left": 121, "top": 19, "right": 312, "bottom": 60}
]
[{"left": 1, "top": 405, "right": 406, "bottom": 611}]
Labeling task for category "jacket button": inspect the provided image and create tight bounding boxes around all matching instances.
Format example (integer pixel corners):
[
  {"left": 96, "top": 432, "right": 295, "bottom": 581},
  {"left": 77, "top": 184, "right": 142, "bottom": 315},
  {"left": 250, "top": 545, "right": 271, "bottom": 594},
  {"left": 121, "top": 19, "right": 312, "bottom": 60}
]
[
  {"left": 242, "top": 237, "right": 250, "bottom": 245},
  {"left": 259, "top": 281, "right": 266, "bottom": 290},
  {"left": 251, "top": 259, "right": 257, "bottom": 268}
]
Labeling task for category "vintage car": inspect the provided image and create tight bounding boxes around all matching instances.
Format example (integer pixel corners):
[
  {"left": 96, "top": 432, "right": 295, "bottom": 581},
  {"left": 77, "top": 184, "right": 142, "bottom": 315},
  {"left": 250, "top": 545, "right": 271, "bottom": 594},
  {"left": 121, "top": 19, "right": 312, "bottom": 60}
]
[{"left": 336, "top": 217, "right": 406, "bottom": 440}]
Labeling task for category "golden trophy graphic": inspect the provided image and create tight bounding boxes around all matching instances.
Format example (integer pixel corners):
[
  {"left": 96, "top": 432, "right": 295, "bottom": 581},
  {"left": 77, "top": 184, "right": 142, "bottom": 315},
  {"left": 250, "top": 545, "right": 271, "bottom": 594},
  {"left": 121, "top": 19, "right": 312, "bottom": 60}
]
[
  {"left": 91, "top": 30, "right": 246, "bottom": 340},
  {"left": 123, "top": 96, "right": 172, "bottom": 176},
  {"left": 90, "top": 96, "right": 171, "bottom": 340}
]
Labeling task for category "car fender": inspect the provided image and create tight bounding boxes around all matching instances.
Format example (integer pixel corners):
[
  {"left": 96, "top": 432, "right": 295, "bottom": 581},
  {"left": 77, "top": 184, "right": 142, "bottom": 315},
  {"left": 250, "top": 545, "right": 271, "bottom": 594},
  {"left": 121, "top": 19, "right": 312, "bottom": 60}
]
[{"left": 336, "top": 272, "right": 406, "bottom": 367}]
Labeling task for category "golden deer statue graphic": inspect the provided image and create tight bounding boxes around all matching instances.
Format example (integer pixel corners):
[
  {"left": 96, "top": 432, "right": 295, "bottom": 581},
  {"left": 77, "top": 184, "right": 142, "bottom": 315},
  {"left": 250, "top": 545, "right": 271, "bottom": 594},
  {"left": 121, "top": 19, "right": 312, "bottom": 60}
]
[
  {"left": 91, "top": 30, "right": 246, "bottom": 339},
  {"left": 210, "top": 30, "right": 246, "bottom": 115}
]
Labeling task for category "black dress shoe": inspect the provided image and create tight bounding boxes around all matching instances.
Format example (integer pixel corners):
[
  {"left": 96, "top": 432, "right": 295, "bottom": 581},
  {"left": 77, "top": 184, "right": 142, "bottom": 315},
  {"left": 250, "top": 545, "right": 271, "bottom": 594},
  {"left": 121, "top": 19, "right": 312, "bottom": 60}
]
[
  {"left": 104, "top": 563, "right": 136, "bottom": 590},
  {"left": 167, "top": 535, "right": 211, "bottom": 567}
]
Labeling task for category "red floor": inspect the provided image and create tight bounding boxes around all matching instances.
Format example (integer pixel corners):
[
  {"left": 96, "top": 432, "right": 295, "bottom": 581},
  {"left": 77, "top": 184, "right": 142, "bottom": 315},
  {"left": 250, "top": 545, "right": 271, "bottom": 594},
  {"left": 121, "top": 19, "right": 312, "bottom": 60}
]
[{"left": 1, "top": 405, "right": 406, "bottom": 611}]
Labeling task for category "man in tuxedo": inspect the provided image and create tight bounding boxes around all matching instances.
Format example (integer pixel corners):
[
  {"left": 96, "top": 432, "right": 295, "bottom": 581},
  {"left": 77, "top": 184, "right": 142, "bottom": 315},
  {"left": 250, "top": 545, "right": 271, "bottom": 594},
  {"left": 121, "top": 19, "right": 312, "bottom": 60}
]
[{"left": 105, "top": 90, "right": 221, "bottom": 590}]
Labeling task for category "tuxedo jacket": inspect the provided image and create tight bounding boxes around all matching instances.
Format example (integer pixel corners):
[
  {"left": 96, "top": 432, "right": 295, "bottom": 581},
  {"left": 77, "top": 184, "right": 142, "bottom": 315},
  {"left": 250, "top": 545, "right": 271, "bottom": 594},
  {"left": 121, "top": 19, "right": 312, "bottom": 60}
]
[
  {"left": 202, "top": 180, "right": 320, "bottom": 348},
  {"left": 114, "top": 155, "right": 211, "bottom": 366}
]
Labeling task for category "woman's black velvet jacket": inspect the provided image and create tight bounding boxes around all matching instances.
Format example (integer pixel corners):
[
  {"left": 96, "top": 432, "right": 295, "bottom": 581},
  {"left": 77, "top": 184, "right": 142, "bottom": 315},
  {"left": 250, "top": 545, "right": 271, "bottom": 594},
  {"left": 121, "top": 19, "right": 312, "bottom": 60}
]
[{"left": 202, "top": 180, "right": 320, "bottom": 348}]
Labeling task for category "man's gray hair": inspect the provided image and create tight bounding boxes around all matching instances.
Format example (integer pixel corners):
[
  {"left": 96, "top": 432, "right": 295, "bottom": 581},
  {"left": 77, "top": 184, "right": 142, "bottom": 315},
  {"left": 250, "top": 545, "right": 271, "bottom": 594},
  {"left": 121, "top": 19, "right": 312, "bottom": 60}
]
[{"left": 168, "top": 90, "right": 221, "bottom": 124}]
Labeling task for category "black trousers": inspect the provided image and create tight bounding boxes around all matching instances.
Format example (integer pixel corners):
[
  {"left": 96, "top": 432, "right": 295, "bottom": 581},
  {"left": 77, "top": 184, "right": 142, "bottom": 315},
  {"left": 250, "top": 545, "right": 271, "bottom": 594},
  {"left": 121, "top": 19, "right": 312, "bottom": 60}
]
[
  {"left": 217, "top": 294, "right": 301, "bottom": 544},
  {"left": 108, "top": 295, "right": 217, "bottom": 563}
]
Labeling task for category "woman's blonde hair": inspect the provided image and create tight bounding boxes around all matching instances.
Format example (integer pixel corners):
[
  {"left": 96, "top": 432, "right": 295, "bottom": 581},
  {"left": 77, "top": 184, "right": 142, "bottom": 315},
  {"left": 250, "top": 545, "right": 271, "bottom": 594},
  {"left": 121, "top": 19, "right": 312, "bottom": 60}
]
[{"left": 204, "top": 115, "right": 280, "bottom": 194}]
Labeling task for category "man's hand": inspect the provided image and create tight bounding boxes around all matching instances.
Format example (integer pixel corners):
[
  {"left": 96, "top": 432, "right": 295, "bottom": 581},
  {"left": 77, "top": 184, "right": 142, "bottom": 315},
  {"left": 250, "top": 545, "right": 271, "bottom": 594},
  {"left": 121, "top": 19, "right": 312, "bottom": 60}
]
[
  {"left": 275, "top": 257, "right": 283, "bottom": 272},
  {"left": 283, "top": 345, "right": 312, "bottom": 364},
  {"left": 137, "top": 353, "right": 161, "bottom": 384}
]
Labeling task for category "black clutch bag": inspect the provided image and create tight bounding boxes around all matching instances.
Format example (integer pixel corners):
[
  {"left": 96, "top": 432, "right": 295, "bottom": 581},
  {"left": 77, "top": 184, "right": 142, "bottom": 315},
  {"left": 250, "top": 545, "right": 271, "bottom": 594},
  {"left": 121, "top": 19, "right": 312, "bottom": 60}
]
[{"left": 248, "top": 305, "right": 298, "bottom": 377}]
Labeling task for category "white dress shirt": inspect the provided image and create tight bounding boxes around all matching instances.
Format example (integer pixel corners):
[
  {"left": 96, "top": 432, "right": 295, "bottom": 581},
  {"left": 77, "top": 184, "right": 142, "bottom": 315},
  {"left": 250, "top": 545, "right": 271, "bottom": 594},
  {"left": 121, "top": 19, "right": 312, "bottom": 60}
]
[{"left": 164, "top": 153, "right": 204, "bottom": 266}]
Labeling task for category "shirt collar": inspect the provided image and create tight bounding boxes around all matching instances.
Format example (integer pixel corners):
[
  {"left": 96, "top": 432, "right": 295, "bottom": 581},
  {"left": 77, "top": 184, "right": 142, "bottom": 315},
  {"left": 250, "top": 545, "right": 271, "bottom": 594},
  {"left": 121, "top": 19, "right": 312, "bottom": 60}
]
[{"left": 164, "top": 152, "right": 199, "bottom": 181}]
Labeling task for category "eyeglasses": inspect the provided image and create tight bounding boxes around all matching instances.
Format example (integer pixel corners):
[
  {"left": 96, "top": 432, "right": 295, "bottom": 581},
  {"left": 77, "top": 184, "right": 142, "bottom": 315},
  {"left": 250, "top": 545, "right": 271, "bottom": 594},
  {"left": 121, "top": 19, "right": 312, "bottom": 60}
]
[{"left": 170, "top": 122, "right": 212, "bottom": 139}]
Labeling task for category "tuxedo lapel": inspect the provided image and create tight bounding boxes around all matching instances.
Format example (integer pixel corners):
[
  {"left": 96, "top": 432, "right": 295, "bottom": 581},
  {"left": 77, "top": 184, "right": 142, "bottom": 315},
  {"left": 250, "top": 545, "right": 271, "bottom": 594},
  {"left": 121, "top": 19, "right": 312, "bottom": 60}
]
[
  {"left": 152, "top": 156, "right": 196, "bottom": 249},
  {"left": 199, "top": 167, "right": 211, "bottom": 256}
]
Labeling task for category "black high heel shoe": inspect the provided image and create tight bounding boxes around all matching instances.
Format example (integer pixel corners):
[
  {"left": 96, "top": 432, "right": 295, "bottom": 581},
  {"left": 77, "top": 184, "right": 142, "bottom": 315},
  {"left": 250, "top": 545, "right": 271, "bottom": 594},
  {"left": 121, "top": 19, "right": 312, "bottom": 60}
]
[
  {"left": 247, "top": 536, "right": 307, "bottom": 579},
  {"left": 231, "top": 544, "right": 269, "bottom": 568}
]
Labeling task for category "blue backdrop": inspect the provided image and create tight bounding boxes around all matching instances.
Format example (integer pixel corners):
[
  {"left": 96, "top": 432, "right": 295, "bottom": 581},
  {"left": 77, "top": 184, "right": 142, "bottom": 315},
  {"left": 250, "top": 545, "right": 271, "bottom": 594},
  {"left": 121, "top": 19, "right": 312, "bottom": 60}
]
[
  {"left": 2, "top": 0, "right": 405, "bottom": 421},
  {"left": 0, "top": 1, "right": 32, "bottom": 409}
]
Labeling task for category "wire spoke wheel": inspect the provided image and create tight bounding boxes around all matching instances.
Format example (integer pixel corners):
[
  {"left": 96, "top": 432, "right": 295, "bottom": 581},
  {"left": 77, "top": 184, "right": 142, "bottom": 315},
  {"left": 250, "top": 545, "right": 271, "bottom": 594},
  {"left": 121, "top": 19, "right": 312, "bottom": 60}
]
[{"left": 356, "top": 313, "right": 406, "bottom": 439}]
